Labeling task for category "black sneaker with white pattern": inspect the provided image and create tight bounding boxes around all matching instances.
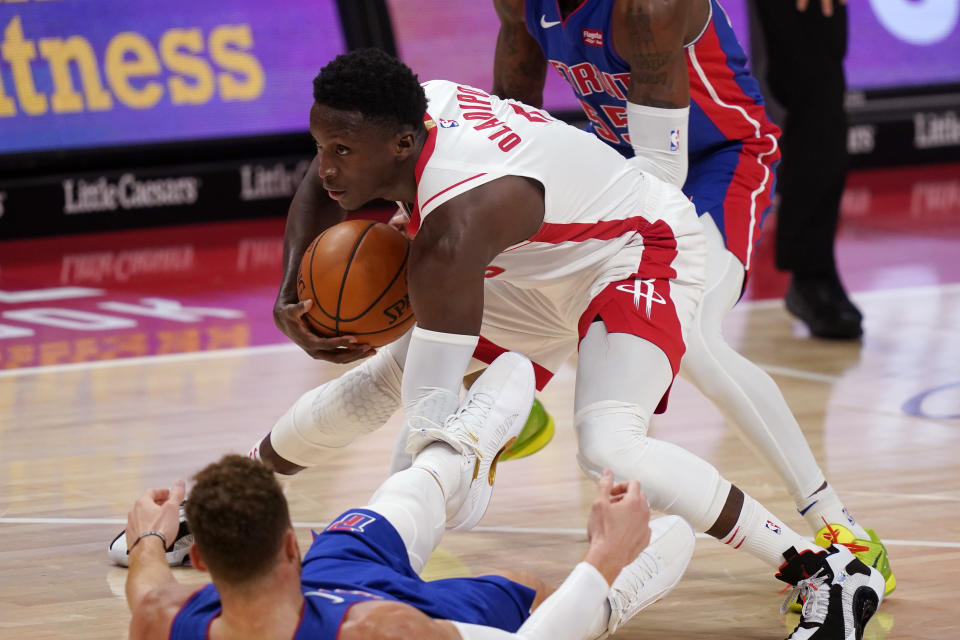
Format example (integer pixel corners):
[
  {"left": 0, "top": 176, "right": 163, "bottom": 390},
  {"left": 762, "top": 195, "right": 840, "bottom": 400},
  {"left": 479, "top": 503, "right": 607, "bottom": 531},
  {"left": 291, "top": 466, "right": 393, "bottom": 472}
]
[
  {"left": 776, "top": 544, "right": 885, "bottom": 640},
  {"left": 107, "top": 502, "right": 193, "bottom": 567}
]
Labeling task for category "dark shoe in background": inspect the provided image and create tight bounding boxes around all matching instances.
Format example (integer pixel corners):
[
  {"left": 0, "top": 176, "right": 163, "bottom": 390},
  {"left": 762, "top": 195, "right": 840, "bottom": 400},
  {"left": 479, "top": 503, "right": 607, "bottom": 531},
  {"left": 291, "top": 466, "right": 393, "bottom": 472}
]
[{"left": 785, "top": 274, "right": 863, "bottom": 339}]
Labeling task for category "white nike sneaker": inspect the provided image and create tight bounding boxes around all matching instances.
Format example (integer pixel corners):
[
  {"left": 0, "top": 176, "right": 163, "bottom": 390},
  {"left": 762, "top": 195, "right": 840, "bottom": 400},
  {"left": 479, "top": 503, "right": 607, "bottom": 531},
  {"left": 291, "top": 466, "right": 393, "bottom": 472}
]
[
  {"left": 107, "top": 502, "right": 193, "bottom": 567},
  {"left": 406, "top": 351, "right": 535, "bottom": 531},
  {"left": 603, "top": 515, "right": 697, "bottom": 637}
]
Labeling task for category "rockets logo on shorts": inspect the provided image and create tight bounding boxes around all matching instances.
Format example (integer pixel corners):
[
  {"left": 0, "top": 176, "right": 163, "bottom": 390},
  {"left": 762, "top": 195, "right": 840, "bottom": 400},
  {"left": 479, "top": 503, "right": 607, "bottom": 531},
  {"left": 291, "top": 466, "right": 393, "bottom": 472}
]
[
  {"left": 616, "top": 278, "right": 666, "bottom": 318},
  {"left": 326, "top": 512, "right": 378, "bottom": 533}
]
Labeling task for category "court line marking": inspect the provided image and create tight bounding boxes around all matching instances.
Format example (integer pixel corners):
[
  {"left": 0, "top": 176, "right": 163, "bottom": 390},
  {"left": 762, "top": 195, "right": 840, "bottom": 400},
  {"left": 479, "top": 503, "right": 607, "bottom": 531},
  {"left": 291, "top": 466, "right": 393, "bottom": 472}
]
[
  {"left": 2, "top": 516, "right": 958, "bottom": 549},
  {"left": 0, "top": 343, "right": 302, "bottom": 379},
  {"left": 1, "top": 282, "right": 958, "bottom": 380},
  {"left": 753, "top": 364, "right": 841, "bottom": 384}
]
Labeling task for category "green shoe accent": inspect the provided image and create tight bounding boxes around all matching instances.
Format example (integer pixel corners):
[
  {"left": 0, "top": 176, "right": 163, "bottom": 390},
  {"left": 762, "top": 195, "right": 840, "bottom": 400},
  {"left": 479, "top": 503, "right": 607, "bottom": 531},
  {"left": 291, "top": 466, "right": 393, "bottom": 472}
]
[
  {"left": 788, "top": 523, "right": 895, "bottom": 612},
  {"left": 501, "top": 398, "right": 555, "bottom": 461},
  {"left": 864, "top": 528, "right": 896, "bottom": 596}
]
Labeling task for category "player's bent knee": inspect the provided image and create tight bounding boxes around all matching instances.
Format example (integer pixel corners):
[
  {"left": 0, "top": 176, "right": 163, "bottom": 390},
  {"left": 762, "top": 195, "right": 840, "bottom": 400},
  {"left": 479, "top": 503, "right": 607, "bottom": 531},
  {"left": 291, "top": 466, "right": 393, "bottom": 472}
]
[
  {"left": 269, "top": 349, "right": 403, "bottom": 467},
  {"left": 574, "top": 400, "right": 652, "bottom": 480}
]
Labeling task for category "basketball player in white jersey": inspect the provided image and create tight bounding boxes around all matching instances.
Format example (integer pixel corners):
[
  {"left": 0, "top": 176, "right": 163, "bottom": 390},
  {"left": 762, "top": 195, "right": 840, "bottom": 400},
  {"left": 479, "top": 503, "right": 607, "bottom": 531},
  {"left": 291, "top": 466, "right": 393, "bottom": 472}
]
[
  {"left": 241, "top": 49, "right": 884, "bottom": 639},
  {"left": 488, "top": 0, "right": 894, "bottom": 599}
]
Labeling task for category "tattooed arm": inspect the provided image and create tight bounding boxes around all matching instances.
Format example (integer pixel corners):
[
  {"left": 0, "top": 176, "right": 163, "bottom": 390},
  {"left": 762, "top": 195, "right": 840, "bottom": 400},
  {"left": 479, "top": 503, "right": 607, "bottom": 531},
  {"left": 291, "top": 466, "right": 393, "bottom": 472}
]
[
  {"left": 610, "top": 0, "right": 708, "bottom": 109},
  {"left": 609, "top": 0, "right": 710, "bottom": 186},
  {"left": 492, "top": 0, "right": 548, "bottom": 107}
]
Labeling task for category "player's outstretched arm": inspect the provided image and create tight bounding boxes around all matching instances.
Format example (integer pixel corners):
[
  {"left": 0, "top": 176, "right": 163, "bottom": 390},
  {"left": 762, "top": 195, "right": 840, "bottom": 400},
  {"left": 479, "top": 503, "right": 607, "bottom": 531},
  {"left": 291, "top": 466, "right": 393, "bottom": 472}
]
[
  {"left": 273, "top": 154, "right": 374, "bottom": 363},
  {"left": 492, "top": 0, "right": 548, "bottom": 106},
  {"left": 125, "top": 482, "right": 201, "bottom": 639}
]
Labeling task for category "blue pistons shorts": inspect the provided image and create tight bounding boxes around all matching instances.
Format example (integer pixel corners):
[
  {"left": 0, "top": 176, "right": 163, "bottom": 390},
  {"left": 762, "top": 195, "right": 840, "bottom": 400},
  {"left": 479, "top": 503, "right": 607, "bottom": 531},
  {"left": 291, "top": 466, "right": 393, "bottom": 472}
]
[{"left": 302, "top": 508, "right": 536, "bottom": 631}]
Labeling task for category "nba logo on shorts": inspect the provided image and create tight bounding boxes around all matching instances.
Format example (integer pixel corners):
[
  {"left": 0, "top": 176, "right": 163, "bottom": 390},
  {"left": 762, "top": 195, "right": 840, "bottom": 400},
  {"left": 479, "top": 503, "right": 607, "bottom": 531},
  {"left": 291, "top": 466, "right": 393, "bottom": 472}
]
[
  {"left": 669, "top": 129, "right": 680, "bottom": 152},
  {"left": 764, "top": 519, "right": 782, "bottom": 534},
  {"left": 326, "top": 512, "right": 377, "bottom": 533}
]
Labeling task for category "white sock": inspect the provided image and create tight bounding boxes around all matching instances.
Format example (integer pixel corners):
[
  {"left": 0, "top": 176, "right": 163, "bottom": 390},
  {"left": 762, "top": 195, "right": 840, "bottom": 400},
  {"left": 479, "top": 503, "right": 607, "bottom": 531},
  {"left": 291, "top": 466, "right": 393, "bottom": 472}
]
[
  {"left": 721, "top": 493, "right": 820, "bottom": 567},
  {"left": 364, "top": 442, "right": 465, "bottom": 573},
  {"left": 796, "top": 484, "right": 870, "bottom": 538},
  {"left": 401, "top": 327, "right": 478, "bottom": 431}
]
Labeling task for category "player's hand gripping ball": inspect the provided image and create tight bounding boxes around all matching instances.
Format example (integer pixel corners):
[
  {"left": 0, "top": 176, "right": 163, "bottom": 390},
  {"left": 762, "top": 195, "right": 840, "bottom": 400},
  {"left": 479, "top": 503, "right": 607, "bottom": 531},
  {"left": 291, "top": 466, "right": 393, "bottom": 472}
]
[{"left": 297, "top": 220, "right": 415, "bottom": 347}]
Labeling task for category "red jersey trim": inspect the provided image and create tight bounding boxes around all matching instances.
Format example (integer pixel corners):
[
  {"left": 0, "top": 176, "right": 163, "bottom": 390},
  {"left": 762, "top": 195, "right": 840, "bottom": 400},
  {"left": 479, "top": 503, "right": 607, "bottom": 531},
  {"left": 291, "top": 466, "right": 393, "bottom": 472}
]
[
  {"left": 530, "top": 214, "right": 667, "bottom": 245},
  {"left": 474, "top": 336, "right": 554, "bottom": 390},
  {"left": 408, "top": 114, "right": 440, "bottom": 235},
  {"left": 420, "top": 173, "right": 489, "bottom": 213}
]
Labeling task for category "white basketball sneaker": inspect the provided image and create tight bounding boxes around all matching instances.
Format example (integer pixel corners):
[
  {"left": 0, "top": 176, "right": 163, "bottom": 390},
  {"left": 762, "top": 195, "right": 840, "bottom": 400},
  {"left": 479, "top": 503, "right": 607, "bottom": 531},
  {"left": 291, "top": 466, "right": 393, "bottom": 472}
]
[
  {"left": 107, "top": 502, "right": 193, "bottom": 567},
  {"left": 604, "top": 515, "right": 697, "bottom": 637},
  {"left": 406, "top": 351, "right": 535, "bottom": 531}
]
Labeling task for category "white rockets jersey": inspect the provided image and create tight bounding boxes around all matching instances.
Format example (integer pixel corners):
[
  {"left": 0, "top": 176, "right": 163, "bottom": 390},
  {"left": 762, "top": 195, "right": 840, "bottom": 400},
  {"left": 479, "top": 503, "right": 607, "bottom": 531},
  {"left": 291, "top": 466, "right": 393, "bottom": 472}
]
[{"left": 407, "top": 80, "right": 701, "bottom": 296}]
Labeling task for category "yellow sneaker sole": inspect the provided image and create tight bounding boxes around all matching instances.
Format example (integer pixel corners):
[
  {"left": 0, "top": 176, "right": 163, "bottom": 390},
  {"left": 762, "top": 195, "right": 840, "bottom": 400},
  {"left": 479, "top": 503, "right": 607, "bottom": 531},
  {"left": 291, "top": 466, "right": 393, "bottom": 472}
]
[{"left": 501, "top": 400, "right": 555, "bottom": 461}]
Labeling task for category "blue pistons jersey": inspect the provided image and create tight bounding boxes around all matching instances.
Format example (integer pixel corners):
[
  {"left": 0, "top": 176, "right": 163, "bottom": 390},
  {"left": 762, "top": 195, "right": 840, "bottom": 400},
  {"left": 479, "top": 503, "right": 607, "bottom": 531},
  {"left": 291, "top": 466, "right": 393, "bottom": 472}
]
[
  {"left": 170, "top": 509, "right": 535, "bottom": 639},
  {"left": 524, "top": 0, "right": 781, "bottom": 272}
]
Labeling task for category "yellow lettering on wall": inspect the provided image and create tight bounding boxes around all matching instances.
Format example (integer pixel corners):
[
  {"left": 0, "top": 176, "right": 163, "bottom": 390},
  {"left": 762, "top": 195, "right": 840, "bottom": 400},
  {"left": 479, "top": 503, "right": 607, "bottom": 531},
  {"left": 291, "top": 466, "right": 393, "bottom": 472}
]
[
  {"left": 39, "top": 36, "right": 112, "bottom": 113},
  {"left": 1, "top": 16, "right": 46, "bottom": 115},
  {"left": 39, "top": 341, "right": 71, "bottom": 365},
  {"left": 104, "top": 32, "right": 163, "bottom": 109},
  {"left": 209, "top": 25, "right": 264, "bottom": 101},
  {"left": 156, "top": 328, "right": 201, "bottom": 354},
  {"left": 160, "top": 28, "right": 214, "bottom": 105},
  {"left": 206, "top": 323, "right": 250, "bottom": 349},
  {"left": 1, "top": 344, "right": 35, "bottom": 369}
]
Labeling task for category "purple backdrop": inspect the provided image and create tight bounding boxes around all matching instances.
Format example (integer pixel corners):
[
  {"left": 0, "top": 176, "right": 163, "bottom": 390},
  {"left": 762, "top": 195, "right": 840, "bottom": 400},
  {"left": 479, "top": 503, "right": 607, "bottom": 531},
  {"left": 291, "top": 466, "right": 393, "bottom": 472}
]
[
  {"left": 389, "top": 0, "right": 960, "bottom": 109},
  {"left": 0, "top": 0, "right": 345, "bottom": 154},
  {"left": 4, "top": 0, "right": 958, "bottom": 156}
]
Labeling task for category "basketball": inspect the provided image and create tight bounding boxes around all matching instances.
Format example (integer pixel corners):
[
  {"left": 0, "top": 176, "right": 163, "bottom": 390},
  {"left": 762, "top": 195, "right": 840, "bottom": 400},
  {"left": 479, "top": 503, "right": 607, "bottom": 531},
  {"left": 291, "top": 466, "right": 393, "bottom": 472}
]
[{"left": 297, "top": 220, "right": 415, "bottom": 347}]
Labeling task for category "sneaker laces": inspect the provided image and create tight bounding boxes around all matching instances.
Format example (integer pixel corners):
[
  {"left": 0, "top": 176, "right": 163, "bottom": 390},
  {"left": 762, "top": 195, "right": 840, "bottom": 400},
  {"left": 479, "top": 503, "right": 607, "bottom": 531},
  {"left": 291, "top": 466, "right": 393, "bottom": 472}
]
[
  {"left": 444, "top": 391, "right": 495, "bottom": 457},
  {"left": 780, "top": 569, "right": 829, "bottom": 622},
  {"left": 609, "top": 549, "right": 662, "bottom": 611}
]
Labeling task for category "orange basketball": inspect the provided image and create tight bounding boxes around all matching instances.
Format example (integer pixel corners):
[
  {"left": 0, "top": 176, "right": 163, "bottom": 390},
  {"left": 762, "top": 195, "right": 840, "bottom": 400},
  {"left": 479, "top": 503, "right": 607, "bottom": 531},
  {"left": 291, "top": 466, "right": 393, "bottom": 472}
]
[{"left": 297, "top": 220, "right": 415, "bottom": 347}]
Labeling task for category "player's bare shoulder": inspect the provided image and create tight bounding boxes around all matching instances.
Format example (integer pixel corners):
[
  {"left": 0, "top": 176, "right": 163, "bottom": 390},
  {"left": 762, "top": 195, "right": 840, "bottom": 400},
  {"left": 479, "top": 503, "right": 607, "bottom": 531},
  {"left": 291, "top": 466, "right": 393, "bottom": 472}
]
[
  {"left": 339, "top": 600, "right": 461, "bottom": 640},
  {"left": 129, "top": 584, "right": 203, "bottom": 640}
]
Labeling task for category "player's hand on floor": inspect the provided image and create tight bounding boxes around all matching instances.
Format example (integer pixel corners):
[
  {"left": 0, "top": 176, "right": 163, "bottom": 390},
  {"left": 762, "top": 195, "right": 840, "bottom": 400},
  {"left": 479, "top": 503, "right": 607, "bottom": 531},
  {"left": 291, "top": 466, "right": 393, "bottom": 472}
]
[
  {"left": 583, "top": 470, "right": 652, "bottom": 584},
  {"left": 126, "top": 480, "right": 186, "bottom": 551},
  {"left": 274, "top": 299, "right": 375, "bottom": 363}
]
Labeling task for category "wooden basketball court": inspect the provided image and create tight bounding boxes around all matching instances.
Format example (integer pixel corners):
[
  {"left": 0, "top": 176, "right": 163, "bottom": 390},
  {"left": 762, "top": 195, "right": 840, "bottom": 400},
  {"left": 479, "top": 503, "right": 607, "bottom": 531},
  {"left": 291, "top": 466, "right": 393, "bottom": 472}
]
[{"left": 1, "top": 163, "right": 958, "bottom": 638}]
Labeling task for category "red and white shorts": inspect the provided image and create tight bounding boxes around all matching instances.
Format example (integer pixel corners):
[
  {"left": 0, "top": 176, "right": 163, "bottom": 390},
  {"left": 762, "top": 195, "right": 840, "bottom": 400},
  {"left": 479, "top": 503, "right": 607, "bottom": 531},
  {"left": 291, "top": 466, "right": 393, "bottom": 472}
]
[{"left": 471, "top": 182, "right": 706, "bottom": 412}]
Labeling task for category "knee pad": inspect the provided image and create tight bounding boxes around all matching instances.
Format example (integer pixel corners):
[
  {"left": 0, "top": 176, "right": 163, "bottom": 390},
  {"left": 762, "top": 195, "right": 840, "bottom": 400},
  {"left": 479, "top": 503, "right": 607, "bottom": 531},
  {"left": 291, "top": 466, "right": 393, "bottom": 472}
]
[
  {"left": 574, "top": 400, "right": 730, "bottom": 531},
  {"left": 574, "top": 400, "right": 651, "bottom": 481},
  {"left": 270, "top": 349, "right": 403, "bottom": 467}
]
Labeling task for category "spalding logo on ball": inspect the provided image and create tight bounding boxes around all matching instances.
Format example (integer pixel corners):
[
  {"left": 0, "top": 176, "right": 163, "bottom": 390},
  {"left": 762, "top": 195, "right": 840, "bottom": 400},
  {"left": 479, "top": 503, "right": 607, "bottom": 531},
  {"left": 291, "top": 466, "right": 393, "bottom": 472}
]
[{"left": 298, "top": 220, "right": 416, "bottom": 347}]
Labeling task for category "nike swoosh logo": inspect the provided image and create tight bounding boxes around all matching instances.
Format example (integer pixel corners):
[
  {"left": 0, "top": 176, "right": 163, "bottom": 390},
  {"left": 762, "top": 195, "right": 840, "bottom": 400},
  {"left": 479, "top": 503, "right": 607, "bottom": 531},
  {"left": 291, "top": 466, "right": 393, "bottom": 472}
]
[
  {"left": 798, "top": 500, "right": 818, "bottom": 516},
  {"left": 540, "top": 15, "right": 562, "bottom": 28}
]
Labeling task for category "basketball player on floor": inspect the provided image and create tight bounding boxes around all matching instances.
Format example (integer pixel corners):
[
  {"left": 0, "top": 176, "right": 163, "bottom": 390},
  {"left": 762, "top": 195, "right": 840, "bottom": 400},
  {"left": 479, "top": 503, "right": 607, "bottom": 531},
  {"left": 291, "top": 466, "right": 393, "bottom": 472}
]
[
  {"left": 120, "top": 353, "right": 698, "bottom": 639},
  {"left": 211, "top": 49, "right": 886, "bottom": 638},
  {"left": 486, "top": 0, "right": 894, "bottom": 596}
]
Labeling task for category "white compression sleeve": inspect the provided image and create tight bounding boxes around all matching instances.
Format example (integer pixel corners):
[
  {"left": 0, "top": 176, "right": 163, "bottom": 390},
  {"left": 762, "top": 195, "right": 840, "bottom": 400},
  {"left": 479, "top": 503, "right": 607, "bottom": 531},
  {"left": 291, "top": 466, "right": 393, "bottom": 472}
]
[
  {"left": 268, "top": 348, "right": 403, "bottom": 467},
  {"left": 627, "top": 102, "right": 689, "bottom": 187},
  {"left": 450, "top": 563, "right": 610, "bottom": 640},
  {"left": 401, "top": 326, "right": 479, "bottom": 433}
]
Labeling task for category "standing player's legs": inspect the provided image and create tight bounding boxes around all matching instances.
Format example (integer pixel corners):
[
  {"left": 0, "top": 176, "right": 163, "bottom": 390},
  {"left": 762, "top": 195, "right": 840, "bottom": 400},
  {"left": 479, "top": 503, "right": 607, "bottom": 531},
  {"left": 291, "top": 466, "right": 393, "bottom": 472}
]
[
  {"left": 679, "top": 214, "right": 868, "bottom": 536},
  {"left": 574, "top": 321, "right": 819, "bottom": 567},
  {"left": 573, "top": 322, "right": 887, "bottom": 635}
]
